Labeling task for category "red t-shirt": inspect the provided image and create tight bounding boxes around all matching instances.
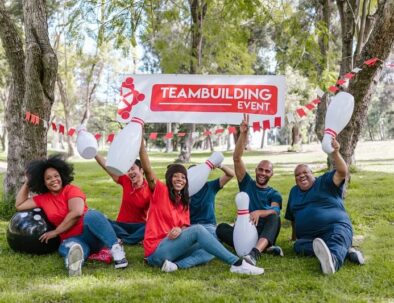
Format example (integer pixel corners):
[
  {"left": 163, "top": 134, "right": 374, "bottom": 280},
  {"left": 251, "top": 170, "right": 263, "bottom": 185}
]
[
  {"left": 116, "top": 175, "right": 151, "bottom": 223},
  {"left": 33, "top": 184, "right": 88, "bottom": 241},
  {"left": 143, "top": 180, "right": 190, "bottom": 257}
]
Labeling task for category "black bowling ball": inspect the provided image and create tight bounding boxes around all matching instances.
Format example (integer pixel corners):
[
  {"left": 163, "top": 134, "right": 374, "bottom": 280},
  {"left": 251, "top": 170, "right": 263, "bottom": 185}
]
[{"left": 7, "top": 208, "right": 60, "bottom": 254}]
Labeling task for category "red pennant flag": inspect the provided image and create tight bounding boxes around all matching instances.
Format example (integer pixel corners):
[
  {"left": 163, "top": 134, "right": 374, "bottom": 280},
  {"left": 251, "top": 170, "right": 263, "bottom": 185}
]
[
  {"left": 336, "top": 79, "right": 346, "bottom": 85},
  {"left": 296, "top": 108, "right": 307, "bottom": 118},
  {"left": 274, "top": 117, "right": 281, "bottom": 128},
  {"left": 215, "top": 128, "right": 224, "bottom": 134},
  {"left": 328, "top": 85, "right": 339, "bottom": 93},
  {"left": 25, "top": 112, "right": 31, "bottom": 121},
  {"left": 312, "top": 98, "right": 321, "bottom": 105},
  {"left": 364, "top": 57, "right": 380, "bottom": 66},
  {"left": 203, "top": 130, "right": 211, "bottom": 136},
  {"left": 252, "top": 122, "right": 260, "bottom": 132},
  {"left": 343, "top": 72, "right": 355, "bottom": 80},
  {"left": 164, "top": 132, "right": 173, "bottom": 139},
  {"left": 305, "top": 103, "right": 316, "bottom": 110},
  {"left": 67, "top": 128, "right": 76, "bottom": 137},
  {"left": 106, "top": 133, "right": 115, "bottom": 143},
  {"left": 31, "top": 114, "right": 40, "bottom": 125},
  {"left": 262, "top": 120, "right": 270, "bottom": 130},
  {"left": 94, "top": 133, "right": 102, "bottom": 140},
  {"left": 228, "top": 126, "right": 237, "bottom": 134},
  {"left": 149, "top": 132, "right": 158, "bottom": 140},
  {"left": 51, "top": 122, "right": 57, "bottom": 131},
  {"left": 58, "top": 124, "right": 65, "bottom": 134}
]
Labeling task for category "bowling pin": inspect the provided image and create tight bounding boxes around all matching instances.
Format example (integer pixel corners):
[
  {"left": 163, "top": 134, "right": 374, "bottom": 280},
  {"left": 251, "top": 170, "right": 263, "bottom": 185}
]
[
  {"left": 76, "top": 125, "right": 98, "bottom": 159},
  {"left": 233, "top": 192, "right": 258, "bottom": 257},
  {"left": 188, "top": 151, "right": 224, "bottom": 196},
  {"left": 106, "top": 103, "right": 148, "bottom": 176},
  {"left": 322, "top": 92, "right": 354, "bottom": 154}
]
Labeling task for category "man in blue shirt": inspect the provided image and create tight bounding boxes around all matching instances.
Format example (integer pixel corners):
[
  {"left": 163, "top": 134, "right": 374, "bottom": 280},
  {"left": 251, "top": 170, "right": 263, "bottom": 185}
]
[
  {"left": 216, "top": 114, "right": 283, "bottom": 267},
  {"left": 285, "top": 138, "right": 364, "bottom": 275}
]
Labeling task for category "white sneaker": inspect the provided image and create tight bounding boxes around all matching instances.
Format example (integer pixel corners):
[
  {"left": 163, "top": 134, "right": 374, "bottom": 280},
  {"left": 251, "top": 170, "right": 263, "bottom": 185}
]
[
  {"left": 230, "top": 260, "right": 264, "bottom": 275},
  {"left": 313, "top": 238, "right": 336, "bottom": 275},
  {"left": 111, "top": 243, "right": 128, "bottom": 269},
  {"left": 161, "top": 260, "right": 178, "bottom": 273},
  {"left": 66, "top": 243, "right": 83, "bottom": 277}
]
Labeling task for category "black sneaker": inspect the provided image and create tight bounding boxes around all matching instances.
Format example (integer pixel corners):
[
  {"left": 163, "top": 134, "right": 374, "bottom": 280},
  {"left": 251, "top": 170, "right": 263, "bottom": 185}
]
[
  {"left": 266, "top": 245, "right": 284, "bottom": 257},
  {"left": 244, "top": 248, "right": 260, "bottom": 266},
  {"left": 348, "top": 247, "right": 365, "bottom": 265}
]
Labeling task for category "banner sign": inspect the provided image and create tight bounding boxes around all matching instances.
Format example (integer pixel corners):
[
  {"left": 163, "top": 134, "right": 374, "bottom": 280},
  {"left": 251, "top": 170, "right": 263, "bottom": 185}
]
[{"left": 117, "top": 74, "right": 286, "bottom": 125}]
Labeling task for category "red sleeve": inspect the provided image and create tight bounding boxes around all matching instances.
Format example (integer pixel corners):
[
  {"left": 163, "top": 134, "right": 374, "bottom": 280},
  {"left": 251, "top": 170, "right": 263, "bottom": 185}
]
[
  {"left": 64, "top": 184, "right": 86, "bottom": 201},
  {"left": 117, "top": 175, "right": 128, "bottom": 186},
  {"left": 32, "top": 194, "right": 45, "bottom": 208}
]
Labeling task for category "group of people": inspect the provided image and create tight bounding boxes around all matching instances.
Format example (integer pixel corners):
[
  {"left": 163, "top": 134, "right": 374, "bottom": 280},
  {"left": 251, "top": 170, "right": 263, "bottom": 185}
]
[{"left": 15, "top": 114, "right": 364, "bottom": 277}]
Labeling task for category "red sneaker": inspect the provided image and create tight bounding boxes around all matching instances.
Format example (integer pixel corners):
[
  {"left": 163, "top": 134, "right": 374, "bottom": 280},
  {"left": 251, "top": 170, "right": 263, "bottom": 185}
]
[{"left": 88, "top": 247, "right": 112, "bottom": 264}]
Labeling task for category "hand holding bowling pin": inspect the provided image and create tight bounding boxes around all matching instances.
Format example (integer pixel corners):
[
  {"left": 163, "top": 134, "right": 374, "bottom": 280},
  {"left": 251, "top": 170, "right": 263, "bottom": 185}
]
[
  {"left": 76, "top": 125, "right": 98, "bottom": 159},
  {"left": 233, "top": 192, "right": 258, "bottom": 257},
  {"left": 322, "top": 92, "right": 354, "bottom": 154},
  {"left": 188, "top": 151, "right": 224, "bottom": 196},
  {"left": 106, "top": 103, "right": 149, "bottom": 176}
]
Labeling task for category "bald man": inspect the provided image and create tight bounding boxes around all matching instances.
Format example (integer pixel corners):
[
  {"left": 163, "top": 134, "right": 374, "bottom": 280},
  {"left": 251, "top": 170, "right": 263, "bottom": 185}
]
[
  {"left": 285, "top": 138, "right": 364, "bottom": 275},
  {"left": 216, "top": 114, "right": 283, "bottom": 266}
]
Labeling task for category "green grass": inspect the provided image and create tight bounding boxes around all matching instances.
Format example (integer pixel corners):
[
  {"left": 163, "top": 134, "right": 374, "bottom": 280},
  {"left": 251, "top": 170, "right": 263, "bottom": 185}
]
[{"left": 0, "top": 153, "right": 394, "bottom": 303}]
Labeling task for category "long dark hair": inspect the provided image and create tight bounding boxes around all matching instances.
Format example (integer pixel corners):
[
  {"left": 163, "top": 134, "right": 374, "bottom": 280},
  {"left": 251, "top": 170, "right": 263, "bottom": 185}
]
[
  {"left": 165, "top": 164, "right": 189, "bottom": 210},
  {"left": 26, "top": 154, "right": 74, "bottom": 194}
]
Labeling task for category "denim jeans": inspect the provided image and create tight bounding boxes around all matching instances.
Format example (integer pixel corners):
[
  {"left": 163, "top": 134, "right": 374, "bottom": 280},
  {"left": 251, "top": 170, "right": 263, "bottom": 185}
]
[
  {"left": 146, "top": 224, "right": 238, "bottom": 269},
  {"left": 58, "top": 210, "right": 118, "bottom": 261},
  {"left": 109, "top": 220, "right": 145, "bottom": 245},
  {"left": 294, "top": 225, "right": 353, "bottom": 271}
]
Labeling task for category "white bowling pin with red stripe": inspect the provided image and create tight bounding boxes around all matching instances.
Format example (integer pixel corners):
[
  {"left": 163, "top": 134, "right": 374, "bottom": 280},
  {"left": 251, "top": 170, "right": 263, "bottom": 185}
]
[
  {"left": 322, "top": 92, "right": 354, "bottom": 154},
  {"left": 106, "top": 103, "right": 148, "bottom": 176},
  {"left": 188, "top": 151, "right": 224, "bottom": 196},
  {"left": 76, "top": 125, "right": 98, "bottom": 159},
  {"left": 233, "top": 192, "right": 258, "bottom": 257}
]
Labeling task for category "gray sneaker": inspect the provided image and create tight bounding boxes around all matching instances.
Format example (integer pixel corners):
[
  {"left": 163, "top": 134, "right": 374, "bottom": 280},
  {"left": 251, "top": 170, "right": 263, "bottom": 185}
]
[
  {"left": 66, "top": 243, "right": 84, "bottom": 277},
  {"left": 348, "top": 247, "right": 365, "bottom": 265},
  {"left": 313, "top": 238, "right": 336, "bottom": 275},
  {"left": 244, "top": 249, "right": 260, "bottom": 266}
]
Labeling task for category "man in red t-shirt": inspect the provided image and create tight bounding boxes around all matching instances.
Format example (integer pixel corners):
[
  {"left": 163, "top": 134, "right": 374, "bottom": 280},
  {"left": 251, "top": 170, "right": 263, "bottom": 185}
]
[{"left": 95, "top": 154, "right": 151, "bottom": 244}]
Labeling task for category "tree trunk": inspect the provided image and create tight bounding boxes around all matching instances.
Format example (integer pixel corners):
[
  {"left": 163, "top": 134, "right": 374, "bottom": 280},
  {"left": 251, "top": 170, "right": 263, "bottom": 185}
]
[
  {"left": 0, "top": 0, "right": 57, "bottom": 205},
  {"left": 57, "top": 76, "right": 75, "bottom": 157},
  {"left": 0, "top": 0, "right": 26, "bottom": 199},
  {"left": 338, "top": 0, "right": 394, "bottom": 166}
]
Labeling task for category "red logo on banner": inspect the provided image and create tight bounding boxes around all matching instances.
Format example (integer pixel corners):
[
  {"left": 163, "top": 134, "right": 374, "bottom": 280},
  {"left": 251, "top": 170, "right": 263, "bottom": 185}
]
[
  {"left": 150, "top": 84, "right": 278, "bottom": 115},
  {"left": 118, "top": 77, "right": 146, "bottom": 120}
]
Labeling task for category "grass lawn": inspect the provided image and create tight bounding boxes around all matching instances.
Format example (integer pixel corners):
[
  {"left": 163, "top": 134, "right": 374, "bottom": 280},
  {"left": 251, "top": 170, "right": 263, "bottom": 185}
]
[{"left": 0, "top": 146, "right": 393, "bottom": 303}]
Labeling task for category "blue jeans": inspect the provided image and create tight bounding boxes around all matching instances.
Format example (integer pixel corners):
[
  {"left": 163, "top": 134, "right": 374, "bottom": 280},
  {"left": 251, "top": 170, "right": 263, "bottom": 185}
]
[
  {"left": 146, "top": 224, "right": 238, "bottom": 269},
  {"left": 109, "top": 220, "right": 145, "bottom": 245},
  {"left": 59, "top": 210, "right": 118, "bottom": 261},
  {"left": 294, "top": 225, "right": 353, "bottom": 271}
]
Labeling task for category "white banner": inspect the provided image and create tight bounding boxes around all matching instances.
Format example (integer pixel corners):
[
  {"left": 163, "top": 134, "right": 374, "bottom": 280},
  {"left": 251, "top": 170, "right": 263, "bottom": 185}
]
[{"left": 117, "top": 74, "right": 286, "bottom": 125}]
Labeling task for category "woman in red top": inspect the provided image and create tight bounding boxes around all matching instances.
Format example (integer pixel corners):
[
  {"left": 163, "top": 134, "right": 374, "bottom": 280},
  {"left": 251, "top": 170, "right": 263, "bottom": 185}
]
[
  {"left": 139, "top": 140, "right": 264, "bottom": 275},
  {"left": 95, "top": 154, "right": 150, "bottom": 244},
  {"left": 15, "top": 155, "right": 128, "bottom": 276}
]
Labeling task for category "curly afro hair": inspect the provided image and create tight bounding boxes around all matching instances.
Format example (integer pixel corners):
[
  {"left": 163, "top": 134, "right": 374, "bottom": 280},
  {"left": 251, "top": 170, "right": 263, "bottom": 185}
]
[
  {"left": 165, "top": 163, "right": 189, "bottom": 210},
  {"left": 26, "top": 154, "right": 74, "bottom": 194}
]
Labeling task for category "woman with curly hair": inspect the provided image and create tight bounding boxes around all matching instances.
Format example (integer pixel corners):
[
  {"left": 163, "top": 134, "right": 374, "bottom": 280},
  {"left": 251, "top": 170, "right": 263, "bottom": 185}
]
[
  {"left": 15, "top": 154, "right": 128, "bottom": 276},
  {"left": 139, "top": 140, "right": 264, "bottom": 275}
]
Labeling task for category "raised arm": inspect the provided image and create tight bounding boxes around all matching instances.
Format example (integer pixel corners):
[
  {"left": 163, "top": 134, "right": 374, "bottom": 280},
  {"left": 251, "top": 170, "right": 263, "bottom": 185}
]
[
  {"left": 233, "top": 114, "right": 249, "bottom": 182},
  {"left": 139, "top": 138, "right": 156, "bottom": 191},
  {"left": 95, "top": 154, "right": 119, "bottom": 183},
  {"left": 15, "top": 181, "right": 37, "bottom": 211},
  {"left": 218, "top": 164, "right": 235, "bottom": 188},
  {"left": 331, "top": 138, "right": 348, "bottom": 187}
]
